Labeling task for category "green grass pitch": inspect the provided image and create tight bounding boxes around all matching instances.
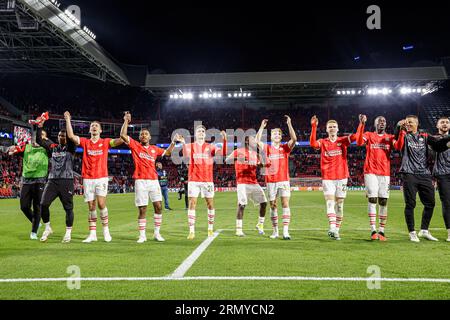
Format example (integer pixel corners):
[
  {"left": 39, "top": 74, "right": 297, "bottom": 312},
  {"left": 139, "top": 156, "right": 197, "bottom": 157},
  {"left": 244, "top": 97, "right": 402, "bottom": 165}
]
[{"left": 0, "top": 190, "right": 449, "bottom": 300}]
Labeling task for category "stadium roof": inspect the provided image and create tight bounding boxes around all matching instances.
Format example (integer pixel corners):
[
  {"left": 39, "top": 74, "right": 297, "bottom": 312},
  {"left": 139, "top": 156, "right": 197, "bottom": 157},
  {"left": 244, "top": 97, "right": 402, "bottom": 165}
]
[
  {"left": 0, "top": 0, "right": 129, "bottom": 85},
  {"left": 144, "top": 66, "right": 448, "bottom": 99},
  {"left": 0, "top": 1, "right": 448, "bottom": 100}
]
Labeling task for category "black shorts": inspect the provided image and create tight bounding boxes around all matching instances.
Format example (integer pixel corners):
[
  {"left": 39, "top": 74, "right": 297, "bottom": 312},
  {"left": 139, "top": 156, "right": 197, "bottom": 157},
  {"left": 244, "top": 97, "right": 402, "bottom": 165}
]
[
  {"left": 41, "top": 179, "right": 74, "bottom": 211},
  {"left": 20, "top": 183, "right": 45, "bottom": 210}
]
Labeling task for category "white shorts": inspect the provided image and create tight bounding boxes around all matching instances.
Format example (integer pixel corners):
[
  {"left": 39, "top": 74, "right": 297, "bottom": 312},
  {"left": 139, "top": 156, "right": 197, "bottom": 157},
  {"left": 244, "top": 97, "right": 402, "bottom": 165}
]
[
  {"left": 322, "top": 179, "right": 348, "bottom": 198},
  {"left": 237, "top": 184, "right": 268, "bottom": 206},
  {"left": 267, "top": 181, "right": 291, "bottom": 202},
  {"left": 364, "top": 174, "right": 390, "bottom": 199},
  {"left": 83, "top": 178, "right": 109, "bottom": 202},
  {"left": 188, "top": 181, "right": 215, "bottom": 199},
  {"left": 135, "top": 179, "right": 163, "bottom": 207}
]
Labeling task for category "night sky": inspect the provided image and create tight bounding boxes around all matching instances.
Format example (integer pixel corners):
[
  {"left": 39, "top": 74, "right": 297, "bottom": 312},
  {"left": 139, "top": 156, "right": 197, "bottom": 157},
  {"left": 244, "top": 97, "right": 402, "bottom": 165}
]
[{"left": 64, "top": 1, "right": 450, "bottom": 74}]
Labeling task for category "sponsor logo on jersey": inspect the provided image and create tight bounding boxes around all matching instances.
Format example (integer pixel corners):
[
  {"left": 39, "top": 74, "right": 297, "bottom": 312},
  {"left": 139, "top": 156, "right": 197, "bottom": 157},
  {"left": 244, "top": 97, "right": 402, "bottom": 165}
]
[
  {"left": 268, "top": 154, "right": 285, "bottom": 160},
  {"left": 87, "top": 149, "right": 104, "bottom": 156},
  {"left": 138, "top": 152, "right": 155, "bottom": 161},
  {"left": 193, "top": 153, "right": 211, "bottom": 160},
  {"left": 370, "top": 143, "right": 390, "bottom": 150},
  {"left": 408, "top": 142, "right": 425, "bottom": 149},
  {"left": 324, "top": 149, "right": 343, "bottom": 157},
  {"left": 52, "top": 151, "right": 67, "bottom": 158}
]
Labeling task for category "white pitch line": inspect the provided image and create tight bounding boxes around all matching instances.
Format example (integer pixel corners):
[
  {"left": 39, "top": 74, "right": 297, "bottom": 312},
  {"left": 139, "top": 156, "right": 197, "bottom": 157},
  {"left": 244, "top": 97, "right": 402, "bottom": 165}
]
[
  {"left": 1, "top": 276, "right": 450, "bottom": 283},
  {"left": 180, "top": 276, "right": 450, "bottom": 283},
  {"left": 169, "top": 229, "right": 223, "bottom": 279},
  {"left": 0, "top": 277, "right": 170, "bottom": 283}
]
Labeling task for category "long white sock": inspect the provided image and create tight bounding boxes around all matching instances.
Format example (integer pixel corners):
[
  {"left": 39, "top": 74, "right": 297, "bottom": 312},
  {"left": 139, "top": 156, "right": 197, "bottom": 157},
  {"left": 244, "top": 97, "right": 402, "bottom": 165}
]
[
  {"left": 258, "top": 216, "right": 265, "bottom": 225},
  {"left": 65, "top": 227, "right": 72, "bottom": 237},
  {"left": 138, "top": 218, "right": 146, "bottom": 237},
  {"left": 379, "top": 205, "right": 388, "bottom": 233},
  {"left": 368, "top": 202, "right": 377, "bottom": 232},
  {"left": 154, "top": 213, "right": 162, "bottom": 235},
  {"left": 326, "top": 200, "right": 336, "bottom": 230},
  {"left": 208, "top": 209, "right": 215, "bottom": 231},
  {"left": 236, "top": 219, "right": 243, "bottom": 232},
  {"left": 100, "top": 208, "right": 109, "bottom": 233},
  {"left": 282, "top": 208, "right": 291, "bottom": 235},
  {"left": 447, "top": 229, "right": 450, "bottom": 239},
  {"left": 188, "top": 210, "right": 196, "bottom": 233},
  {"left": 88, "top": 210, "right": 97, "bottom": 236},
  {"left": 45, "top": 222, "right": 51, "bottom": 231},
  {"left": 270, "top": 208, "right": 278, "bottom": 233},
  {"left": 336, "top": 202, "right": 344, "bottom": 231}
]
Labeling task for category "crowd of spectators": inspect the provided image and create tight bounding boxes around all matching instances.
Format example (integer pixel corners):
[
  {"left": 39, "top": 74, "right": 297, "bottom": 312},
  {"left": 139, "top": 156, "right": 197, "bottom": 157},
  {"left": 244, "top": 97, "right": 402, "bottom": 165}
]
[
  {"left": 0, "top": 153, "right": 21, "bottom": 198},
  {"left": 158, "top": 101, "right": 422, "bottom": 144}
]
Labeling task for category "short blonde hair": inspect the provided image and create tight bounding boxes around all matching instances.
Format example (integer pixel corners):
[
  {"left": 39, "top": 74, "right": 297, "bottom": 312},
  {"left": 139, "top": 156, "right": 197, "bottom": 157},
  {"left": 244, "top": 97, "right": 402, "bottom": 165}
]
[
  {"left": 195, "top": 125, "right": 206, "bottom": 132},
  {"left": 326, "top": 120, "right": 338, "bottom": 127}
]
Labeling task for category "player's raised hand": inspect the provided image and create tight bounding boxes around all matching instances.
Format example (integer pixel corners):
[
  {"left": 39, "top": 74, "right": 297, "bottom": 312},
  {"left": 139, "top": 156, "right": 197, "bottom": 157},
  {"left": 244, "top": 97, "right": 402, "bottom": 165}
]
[
  {"left": 397, "top": 119, "right": 406, "bottom": 129},
  {"left": 64, "top": 111, "right": 71, "bottom": 121},
  {"left": 311, "top": 115, "right": 319, "bottom": 126},
  {"left": 285, "top": 115, "right": 292, "bottom": 126},
  {"left": 260, "top": 119, "right": 268, "bottom": 129},
  {"left": 220, "top": 130, "right": 227, "bottom": 140},
  {"left": 176, "top": 134, "right": 186, "bottom": 144},
  {"left": 7, "top": 146, "right": 16, "bottom": 155},
  {"left": 359, "top": 114, "right": 367, "bottom": 124},
  {"left": 38, "top": 119, "right": 45, "bottom": 128},
  {"left": 124, "top": 111, "right": 131, "bottom": 123},
  {"left": 173, "top": 133, "right": 183, "bottom": 143}
]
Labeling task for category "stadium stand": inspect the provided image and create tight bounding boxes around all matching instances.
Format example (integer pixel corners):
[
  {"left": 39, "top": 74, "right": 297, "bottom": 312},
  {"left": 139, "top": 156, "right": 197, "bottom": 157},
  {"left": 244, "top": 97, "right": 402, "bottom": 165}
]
[
  {"left": 0, "top": 75, "right": 447, "bottom": 197},
  {"left": 421, "top": 93, "right": 450, "bottom": 128}
]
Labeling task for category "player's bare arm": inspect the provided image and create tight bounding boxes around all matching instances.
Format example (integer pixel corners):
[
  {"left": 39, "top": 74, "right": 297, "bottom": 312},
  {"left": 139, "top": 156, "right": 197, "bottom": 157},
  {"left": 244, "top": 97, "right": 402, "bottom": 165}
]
[
  {"left": 111, "top": 137, "right": 124, "bottom": 148},
  {"left": 309, "top": 115, "right": 320, "bottom": 149},
  {"left": 163, "top": 133, "right": 182, "bottom": 157},
  {"left": 64, "top": 111, "right": 80, "bottom": 146},
  {"left": 256, "top": 119, "right": 268, "bottom": 144},
  {"left": 356, "top": 114, "right": 367, "bottom": 146},
  {"left": 216, "top": 130, "right": 228, "bottom": 156},
  {"left": 285, "top": 115, "right": 297, "bottom": 149},
  {"left": 225, "top": 151, "right": 235, "bottom": 165},
  {"left": 120, "top": 112, "right": 131, "bottom": 144}
]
